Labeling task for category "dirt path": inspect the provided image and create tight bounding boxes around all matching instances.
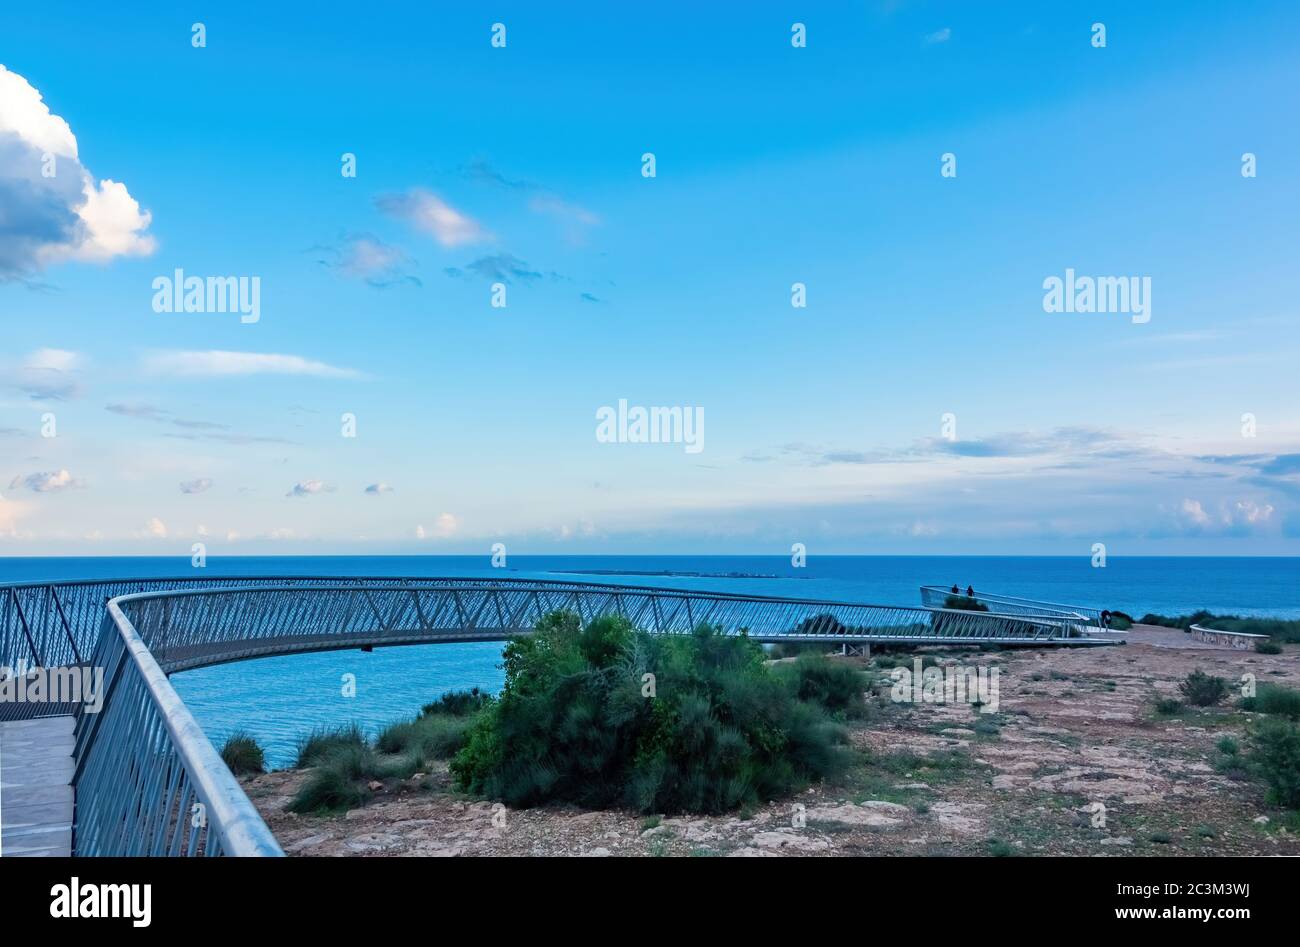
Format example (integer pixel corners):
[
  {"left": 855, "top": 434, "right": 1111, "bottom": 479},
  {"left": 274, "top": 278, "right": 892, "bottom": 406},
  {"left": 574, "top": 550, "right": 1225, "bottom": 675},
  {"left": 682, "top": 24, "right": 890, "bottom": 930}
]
[{"left": 240, "top": 629, "right": 1300, "bottom": 856}]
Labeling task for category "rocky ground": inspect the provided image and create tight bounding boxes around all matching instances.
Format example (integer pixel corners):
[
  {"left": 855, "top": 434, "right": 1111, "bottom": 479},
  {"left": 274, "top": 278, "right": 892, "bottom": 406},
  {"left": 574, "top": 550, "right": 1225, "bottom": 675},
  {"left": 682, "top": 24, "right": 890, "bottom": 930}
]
[{"left": 239, "top": 625, "right": 1300, "bottom": 856}]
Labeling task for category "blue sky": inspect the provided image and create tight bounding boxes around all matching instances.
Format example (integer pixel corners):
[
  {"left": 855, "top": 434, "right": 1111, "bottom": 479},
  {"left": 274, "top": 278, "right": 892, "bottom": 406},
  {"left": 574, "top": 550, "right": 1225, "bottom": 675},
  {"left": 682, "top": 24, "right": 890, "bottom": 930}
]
[{"left": 2, "top": 0, "right": 1299, "bottom": 555}]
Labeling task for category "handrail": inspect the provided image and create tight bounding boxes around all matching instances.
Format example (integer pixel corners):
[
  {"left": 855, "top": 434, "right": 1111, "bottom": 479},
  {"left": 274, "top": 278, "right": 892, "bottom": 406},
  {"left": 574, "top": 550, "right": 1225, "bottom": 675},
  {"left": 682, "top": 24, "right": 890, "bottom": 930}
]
[
  {"left": 71, "top": 600, "right": 284, "bottom": 857},
  {"left": 919, "top": 585, "right": 1103, "bottom": 623}
]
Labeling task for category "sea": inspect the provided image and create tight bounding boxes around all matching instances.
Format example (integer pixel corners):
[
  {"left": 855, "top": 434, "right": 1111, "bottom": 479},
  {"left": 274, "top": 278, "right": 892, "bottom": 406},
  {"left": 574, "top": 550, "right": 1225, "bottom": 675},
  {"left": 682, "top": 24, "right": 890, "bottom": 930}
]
[{"left": 2, "top": 555, "right": 1295, "bottom": 767}]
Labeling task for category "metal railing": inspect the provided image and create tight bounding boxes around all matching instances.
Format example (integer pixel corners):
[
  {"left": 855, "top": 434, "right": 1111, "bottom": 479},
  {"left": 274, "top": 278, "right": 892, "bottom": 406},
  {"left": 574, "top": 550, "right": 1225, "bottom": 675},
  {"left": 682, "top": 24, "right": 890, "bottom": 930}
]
[
  {"left": 70, "top": 599, "right": 283, "bottom": 856},
  {"left": 919, "top": 585, "right": 1105, "bottom": 625},
  {"left": 0, "top": 576, "right": 1118, "bottom": 857}
]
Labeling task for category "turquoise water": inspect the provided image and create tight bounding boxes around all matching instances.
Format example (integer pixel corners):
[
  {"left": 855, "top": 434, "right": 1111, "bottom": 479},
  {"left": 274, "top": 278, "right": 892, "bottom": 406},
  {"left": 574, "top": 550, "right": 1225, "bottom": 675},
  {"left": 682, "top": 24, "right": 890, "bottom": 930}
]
[{"left": 2, "top": 555, "right": 1296, "bottom": 766}]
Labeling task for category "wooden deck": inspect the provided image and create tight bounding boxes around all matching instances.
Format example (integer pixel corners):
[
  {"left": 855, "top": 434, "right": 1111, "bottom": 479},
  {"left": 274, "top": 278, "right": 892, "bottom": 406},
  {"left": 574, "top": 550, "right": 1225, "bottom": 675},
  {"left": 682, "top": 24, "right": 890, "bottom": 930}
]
[{"left": 0, "top": 715, "right": 75, "bottom": 857}]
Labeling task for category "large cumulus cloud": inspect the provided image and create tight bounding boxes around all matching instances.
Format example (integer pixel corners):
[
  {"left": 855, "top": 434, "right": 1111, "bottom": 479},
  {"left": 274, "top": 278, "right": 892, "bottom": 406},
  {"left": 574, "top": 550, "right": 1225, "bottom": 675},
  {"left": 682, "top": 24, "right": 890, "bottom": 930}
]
[{"left": 0, "top": 64, "right": 155, "bottom": 280}]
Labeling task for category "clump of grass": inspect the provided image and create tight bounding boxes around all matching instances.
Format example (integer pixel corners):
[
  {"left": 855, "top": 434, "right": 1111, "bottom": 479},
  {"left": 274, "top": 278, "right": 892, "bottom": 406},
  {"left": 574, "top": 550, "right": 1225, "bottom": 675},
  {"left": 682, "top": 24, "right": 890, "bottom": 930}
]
[
  {"left": 288, "top": 744, "right": 374, "bottom": 814},
  {"left": 1217, "top": 735, "right": 1240, "bottom": 755},
  {"left": 1242, "top": 684, "right": 1300, "bottom": 720},
  {"left": 294, "top": 723, "right": 367, "bottom": 769},
  {"left": 1155, "top": 697, "right": 1184, "bottom": 716},
  {"left": 219, "top": 731, "right": 265, "bottom": 776},
  {"left": 1149, "top": 831, "right": 1172, "bottom": 844},
  {"left": 1179, "top": 670, "right": 1228, "bottom": 707},
  {"left": 1256, "top": 640, "right": 1283, "bottom": 655},
  {"left": 987, "top": 838, "right": 1015, "bottom": 857}
]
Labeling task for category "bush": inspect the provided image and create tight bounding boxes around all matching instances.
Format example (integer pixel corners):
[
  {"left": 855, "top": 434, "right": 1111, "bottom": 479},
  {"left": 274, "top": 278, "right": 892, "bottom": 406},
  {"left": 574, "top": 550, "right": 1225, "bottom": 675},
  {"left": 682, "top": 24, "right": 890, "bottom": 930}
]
[
  {"left": 1248, "top": 719, "right": 1300, "bottom": 808},
  {"left": 287, "top": 744, "right": 374, "bottom": 813},
  {"left": 1256, "top": 640, "right": 1283, "bottom": 655},
  {"left": 943, "top": 595, "right": 989, "bottom": 612},
  {"left": 377, "top": 713, "right": 476, "bottom": 760},
  {"left": 793, "top": 613, "right": 849, "bottom": 635},
  {"left": 451, "top": 611, "right": 853, "bottom": 814},
  {"left": 220, "top": 731, "right": 265, "bottom": 776},
  {"left": 1155, "top": 697, "right": 1183, "bottom": 716},
  {"left": 421, "top": 687, "right": 493, "bottom": 718},
  {"left": 293, "top": 723, "right": 367, "bottom": 769},
  {"left": 1179, "top": 670, "right": 1228, "bottom": 707},
  {"left": 775, "top": 653, "right": 868, "bottom": 719},
  {"left": 1242, "top": 683, "right": 1300, "bottom": 720}
]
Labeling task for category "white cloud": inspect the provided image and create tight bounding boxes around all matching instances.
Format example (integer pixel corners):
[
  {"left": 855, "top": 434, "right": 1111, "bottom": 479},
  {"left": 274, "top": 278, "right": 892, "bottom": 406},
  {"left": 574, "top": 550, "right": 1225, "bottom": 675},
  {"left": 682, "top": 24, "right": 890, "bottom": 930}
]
[
  {"left": 287, "top": 479, "right": 333, "bottom": 497},
  {"left": 143, "top": 350, "right": 360, "bottom": 378},
  {"left": 10, "top": 348, "right": 83, "bottom": 399},
  {"left": 364, "top": 482, "right": 394, "bottom": 495},
  {"left": 9, "top": 469, "right": 81, "bottom": 492},
  {"left": 146, "top": 517, "right": 167, "bottom": 538},
  {"left": 375, "top": 189, "right": 488, "bottom": 247},
  {"left": 0, "top": 64, "right": 155, "bottom": 279},
  {"left": 924, "top": 28, "right": 952, "bottom": 44},
  {"left": 180, "top": 477, "right": 213, "bottom": 494},
  {"left": 1181, "top": 498, "right": 1211, "bottom": 525},
  {"left": 415, "top": 514, "right": 458, "bottom": 539}
]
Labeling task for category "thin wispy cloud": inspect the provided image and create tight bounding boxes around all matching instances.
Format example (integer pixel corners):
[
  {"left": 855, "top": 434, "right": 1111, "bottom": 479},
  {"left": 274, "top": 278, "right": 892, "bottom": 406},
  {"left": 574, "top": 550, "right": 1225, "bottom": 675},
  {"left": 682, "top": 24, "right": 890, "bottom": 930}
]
[
  {"left": 314, "top": 234, "right": 421, "bottom": 288},
  {"left": 364, "top": 482, "right": 394, "bottom": 495},
  {"left": 923, "top": 27, "right": 952, "bottom": 45},
  {"left": 179, "top": 478, "right": 213, "bottom": 494},
  {"left": 446, "top": 253, "right": 542, "bottom": 284},
  {"left": 10, "top": 348, "right": 83, "bottom": 399},
  {"left": 8, "top": 469, "right": 82, "bottom": 492},
  {"left": 142, "top": 351, "right": 361, "bottom": 379},
  {"left": 374, "top": 188, "right": 488, "bottom": 247}
]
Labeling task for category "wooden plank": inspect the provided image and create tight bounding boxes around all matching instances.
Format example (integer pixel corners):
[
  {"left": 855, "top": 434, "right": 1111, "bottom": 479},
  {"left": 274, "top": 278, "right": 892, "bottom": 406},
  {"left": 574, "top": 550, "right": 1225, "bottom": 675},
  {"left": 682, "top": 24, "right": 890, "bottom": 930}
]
[{"left": 0, "top": 714, "right": 75, "bottom": 858}]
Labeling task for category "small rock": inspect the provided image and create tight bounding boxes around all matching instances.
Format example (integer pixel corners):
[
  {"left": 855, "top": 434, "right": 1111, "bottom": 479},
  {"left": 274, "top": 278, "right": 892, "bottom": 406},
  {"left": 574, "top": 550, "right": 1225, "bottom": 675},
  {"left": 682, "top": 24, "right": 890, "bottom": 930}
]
[
  {"left": 367, "top": 780, "right": 383, "bottom": 791},
  {"left": 1253, "top": 815, "right": 1270, "bottom": 825}
]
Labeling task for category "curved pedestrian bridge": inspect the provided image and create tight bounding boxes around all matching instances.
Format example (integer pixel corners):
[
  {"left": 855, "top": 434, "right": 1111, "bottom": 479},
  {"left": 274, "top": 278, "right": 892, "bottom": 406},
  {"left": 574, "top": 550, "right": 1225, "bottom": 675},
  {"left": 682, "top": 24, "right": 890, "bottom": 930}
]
[{"left": 0, "top": 576, "right": 1116, "bottom": 858}]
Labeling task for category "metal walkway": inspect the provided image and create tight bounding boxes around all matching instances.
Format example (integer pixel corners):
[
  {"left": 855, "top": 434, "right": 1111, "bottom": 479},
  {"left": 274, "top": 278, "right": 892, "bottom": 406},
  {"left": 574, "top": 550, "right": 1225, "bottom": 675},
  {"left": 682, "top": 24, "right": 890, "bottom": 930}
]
[{"left": 0, "top": 576, "right": 1117, "bottom": 858}]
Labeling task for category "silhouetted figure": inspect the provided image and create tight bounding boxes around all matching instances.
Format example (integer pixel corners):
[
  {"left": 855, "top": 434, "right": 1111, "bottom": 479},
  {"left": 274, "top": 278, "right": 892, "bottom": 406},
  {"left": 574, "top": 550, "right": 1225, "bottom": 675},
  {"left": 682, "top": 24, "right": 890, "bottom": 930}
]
[
  {"left": 1100, "top": 609, "right": 1111, "bottom": 630},
  {"left": 950, "top": 584, "right": 959, "bottom": 594},
  {"left": 965, "top": 585, "right": 974, "bottom": 598}
]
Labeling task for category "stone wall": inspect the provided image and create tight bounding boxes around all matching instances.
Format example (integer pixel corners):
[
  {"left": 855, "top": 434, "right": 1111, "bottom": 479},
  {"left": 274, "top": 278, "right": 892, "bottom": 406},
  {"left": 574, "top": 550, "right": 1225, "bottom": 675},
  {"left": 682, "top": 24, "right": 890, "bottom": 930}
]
[{"left": 1188, "top": 625, "right": 1268, "bottom": 650}]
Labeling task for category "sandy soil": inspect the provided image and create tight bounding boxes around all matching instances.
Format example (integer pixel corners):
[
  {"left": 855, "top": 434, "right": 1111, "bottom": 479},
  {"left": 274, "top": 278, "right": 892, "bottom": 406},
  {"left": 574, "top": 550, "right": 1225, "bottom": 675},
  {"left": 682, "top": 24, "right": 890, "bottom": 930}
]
[{"left": 239, "top": 626, "right": 1300, "bottom": 857}]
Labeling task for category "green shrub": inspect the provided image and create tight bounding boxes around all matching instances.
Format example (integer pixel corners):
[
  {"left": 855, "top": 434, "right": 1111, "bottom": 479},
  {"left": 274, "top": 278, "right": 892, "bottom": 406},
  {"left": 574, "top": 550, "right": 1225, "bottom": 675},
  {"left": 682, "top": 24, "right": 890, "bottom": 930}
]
[
  {"left": 1256, "top": 640, "right": 1283, "bottom": 655},
  {"left": 1179, "top": 670, "right": 1228, "bottom": 707},
  {"left": 288, "top": 744, "right": 374, "bottom": 813},
  {"left": 220, "top": 731, "right": 265, "bottom": 776},
  {"left": 1108, "top": 614, "right": 1132, "bottom": 631},
  {"left": 1155, "top": 697, "right": 1183, "bottom": 716},
  {"left": 450, "top": 611, "right": 852, "bottom": 814},
  {"left": 775, "top": 653, "right": 868, "bottom": 718},
  {"left": 943, "top": 595, "right": 989, "bottom": 612},
  {"left": 1217, "top": 735, "right": 1240, "bottom": 755},
  {"left": 1248, "top": 718, "right": 1300, "bottom": 808},
  {"left": 293, "top": 723, "right": 367, "bottom": 769},
  {"left": 420, "top": 687, "right": 493, "bottom": 717},
  {"left": 1242, "top": 683, "right": 1300, "bottom": 720}
]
